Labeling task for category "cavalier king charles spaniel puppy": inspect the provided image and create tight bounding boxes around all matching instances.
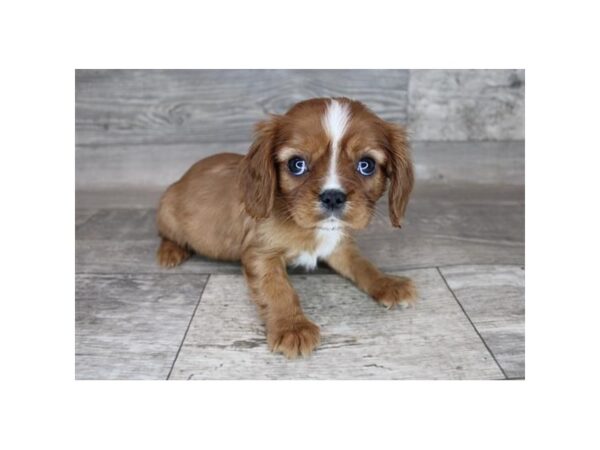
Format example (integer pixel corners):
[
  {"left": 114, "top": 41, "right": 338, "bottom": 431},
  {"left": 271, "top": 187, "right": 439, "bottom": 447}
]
[{"left": 156, "top": 97, "right": 416, "bottom": 358}]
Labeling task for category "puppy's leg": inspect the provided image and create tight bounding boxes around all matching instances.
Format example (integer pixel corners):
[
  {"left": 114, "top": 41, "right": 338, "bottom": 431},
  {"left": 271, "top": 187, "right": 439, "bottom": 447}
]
[
  {"left": 157, "top": 237, "right": 190, "bottom": 268},
  {"left": 242, "top": 250, "right": 320, "bottom": 358},
  {"left": 325, "top": 241, "right": 417, "bottom": 309}
]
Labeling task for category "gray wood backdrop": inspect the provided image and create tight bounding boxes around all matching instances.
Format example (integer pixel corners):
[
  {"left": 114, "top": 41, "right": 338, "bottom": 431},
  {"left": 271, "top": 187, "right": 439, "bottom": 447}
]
[{"left": 76, "top": 69, "right": 524, "bottom": 191}]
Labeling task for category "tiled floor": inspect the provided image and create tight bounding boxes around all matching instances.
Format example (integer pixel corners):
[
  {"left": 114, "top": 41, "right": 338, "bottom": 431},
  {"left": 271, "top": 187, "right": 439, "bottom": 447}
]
[{"left": 75, "top": 182, "right": 525, "bottom": 380}]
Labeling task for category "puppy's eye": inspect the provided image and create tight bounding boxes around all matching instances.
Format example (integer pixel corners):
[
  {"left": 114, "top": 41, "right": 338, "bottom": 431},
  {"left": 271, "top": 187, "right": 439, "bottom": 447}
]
[
  {"left": 357, "top": 157, "right": 376, "bottom": 176},
  {"left": 288, "top": 157, "right": 308, "bottom": 176}
]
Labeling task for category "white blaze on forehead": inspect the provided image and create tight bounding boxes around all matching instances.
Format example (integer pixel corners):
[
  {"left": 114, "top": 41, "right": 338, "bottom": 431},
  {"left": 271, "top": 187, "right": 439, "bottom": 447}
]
[{"left": 321, "top": 99, "right": 351, "bottom": 192}]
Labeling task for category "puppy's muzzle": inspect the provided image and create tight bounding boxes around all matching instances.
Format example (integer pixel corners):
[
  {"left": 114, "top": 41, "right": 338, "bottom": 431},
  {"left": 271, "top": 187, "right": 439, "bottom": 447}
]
[{"left": 319, "top": 189, "right": 347, "bottom": 212}]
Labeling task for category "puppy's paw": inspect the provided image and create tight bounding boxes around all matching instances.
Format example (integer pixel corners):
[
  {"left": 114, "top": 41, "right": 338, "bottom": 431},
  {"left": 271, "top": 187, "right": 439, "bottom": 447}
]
[
  {"left": 371, "top": 275, "right": 418, "bottom": 309},
  {"left": 157, "top": 238, "right": 190, "bottom": 268},
  {"left": 267, "top": 318, "right": 320, "bottom": 358}
]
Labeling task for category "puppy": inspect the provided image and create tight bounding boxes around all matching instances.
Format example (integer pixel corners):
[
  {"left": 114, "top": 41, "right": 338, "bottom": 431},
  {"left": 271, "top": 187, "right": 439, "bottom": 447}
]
[{"left": 156, "top": 97, "right": 416, "bottom": 358}]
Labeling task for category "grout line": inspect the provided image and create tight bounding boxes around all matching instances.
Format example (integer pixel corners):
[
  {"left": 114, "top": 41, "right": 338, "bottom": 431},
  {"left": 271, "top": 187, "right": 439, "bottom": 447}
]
[
  {"left": 166, "top": 274, "right": 211, "bottom": 380},
  {"left": 436, "top": 267, "right": 509, "bottom": 380}
]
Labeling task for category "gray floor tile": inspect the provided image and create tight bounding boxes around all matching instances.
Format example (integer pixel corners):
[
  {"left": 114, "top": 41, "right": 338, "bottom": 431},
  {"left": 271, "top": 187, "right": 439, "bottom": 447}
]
[
  {"left": 169, "top": 269, "right": 504, "bottom": 379},
  {"left": 439, "top": 265, "right": 525, "bottom": 378},
  {"left": 355, "top": 183, "right": 524, "bottom": 270},
  {"left": 76, "top": 240, "right": 243, "bottom": 274},
  {"left": 76, "top": 209, "right": 157, "bottom": 240},
  {"left": 76, "top": 273, "right": 208, "bottom": 379},
  {"left": 75, "top": 184, "right": 523, "bottom": 274}
]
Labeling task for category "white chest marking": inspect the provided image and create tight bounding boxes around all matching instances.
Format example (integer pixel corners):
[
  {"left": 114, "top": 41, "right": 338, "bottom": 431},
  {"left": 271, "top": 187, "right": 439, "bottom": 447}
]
[
  {"left": 292, "top": 227, "right": 343, "bottom": 270},
  {"left": 321, "top": 99, "right": 351, "bottom": 191}
]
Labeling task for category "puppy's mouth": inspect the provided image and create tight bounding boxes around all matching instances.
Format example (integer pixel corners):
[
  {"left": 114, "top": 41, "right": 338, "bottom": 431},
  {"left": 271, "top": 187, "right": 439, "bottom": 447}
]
[{"left": 315, "top": 216, "right": 345, "bottom": 231}]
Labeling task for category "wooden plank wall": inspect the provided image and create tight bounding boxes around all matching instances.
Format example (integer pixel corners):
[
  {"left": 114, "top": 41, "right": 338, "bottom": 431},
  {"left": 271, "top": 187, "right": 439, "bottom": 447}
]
[{"left": 75, "top": 69, "right": 524, "bottom": 190}]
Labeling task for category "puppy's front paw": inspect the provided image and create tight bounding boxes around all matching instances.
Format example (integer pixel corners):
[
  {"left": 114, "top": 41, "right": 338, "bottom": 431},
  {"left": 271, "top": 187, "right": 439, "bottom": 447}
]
[
  {"left": 371, "top": 276, "right": 417, "bottom": 309},
  {"left": 267, "top": 317, "right": 320, "bottom": 358}
]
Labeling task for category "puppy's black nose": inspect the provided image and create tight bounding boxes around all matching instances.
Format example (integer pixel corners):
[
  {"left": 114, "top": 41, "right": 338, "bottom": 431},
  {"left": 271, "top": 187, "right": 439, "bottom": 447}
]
[{"left": 319, "top": 189, "right": 347, "bottom": 211}]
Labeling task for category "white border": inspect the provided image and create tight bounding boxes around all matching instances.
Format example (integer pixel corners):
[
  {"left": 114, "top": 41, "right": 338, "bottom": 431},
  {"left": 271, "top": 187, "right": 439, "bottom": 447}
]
[{"left": 2, "top": 1, "right": 600, "bottom": 449}]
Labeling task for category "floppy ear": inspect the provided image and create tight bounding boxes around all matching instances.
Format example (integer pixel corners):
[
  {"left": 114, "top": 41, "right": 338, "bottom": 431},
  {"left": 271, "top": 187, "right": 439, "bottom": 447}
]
[
  {"left": 384, "top": 123, "right": 414, "bottom": 228},
  {"left": 239, "top": 117, "right": 280, "bottom": 219}
]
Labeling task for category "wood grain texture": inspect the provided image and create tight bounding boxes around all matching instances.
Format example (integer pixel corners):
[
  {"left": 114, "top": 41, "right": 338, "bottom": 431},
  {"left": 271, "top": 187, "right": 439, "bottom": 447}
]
[
  {"left": 77, "top": 190, "right": 162, "bottom": 209},
  {"left": 76, "top": 208, "right": 157, "bottom": 240},
  {"left": 413, "top": 141, "right": 524, "bottom": 186},
  {"left": 76, "top": 69, "right": 409, "bottom": 190},
  {"left": 77, "top": 142, "right": 248, "bottom": 190},
  {"left": 439, "top": 265, "right": 525, "bottom": 378},
  {"left": 408, "top": 69, "right": 525, "bottom": 140},
  {"left": 76, "top": 69, "right": 408, "bottom": 147},
  {"left": 76, "top": 273, "right": 207, "bottom": 379},
  {"left": 76, "top": 209, "right": 95, "bottom": 228},
  {"left": 76, "top": 138, "right": 524, "bottom": 190},
  {"left": 169, "top": 269, "right": 504, "bottom": 379},
  {"left": 74, "top": 70, "right": 525, "bottom": 380},
  {"left": 76, "top": 240, "right": 243, "bottom": 275},
  {"left": 76, "top": 70, "right": 524, "bottom": 190}
]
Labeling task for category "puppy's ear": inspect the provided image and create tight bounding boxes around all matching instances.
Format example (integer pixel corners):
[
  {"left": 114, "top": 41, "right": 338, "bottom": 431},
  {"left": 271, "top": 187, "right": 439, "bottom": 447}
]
[
  {"left": 239, "top": 116, "right": 280, "bottom": 219},
  {"left": 384, "top": 123, "right": 414, "bottom": 228}
]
